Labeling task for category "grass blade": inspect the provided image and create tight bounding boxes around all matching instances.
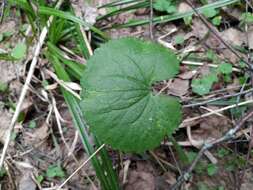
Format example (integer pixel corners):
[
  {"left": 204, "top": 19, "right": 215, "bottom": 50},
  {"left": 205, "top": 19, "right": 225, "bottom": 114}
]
[
  {"left": 48, "top": 54, "right": 119, "bottom": 190},
  {"left": 110, "top": 0, "right": 239, "bottom": 28},
  {"left": 38, "top": 6, "right": 109, "bottom": 40}
]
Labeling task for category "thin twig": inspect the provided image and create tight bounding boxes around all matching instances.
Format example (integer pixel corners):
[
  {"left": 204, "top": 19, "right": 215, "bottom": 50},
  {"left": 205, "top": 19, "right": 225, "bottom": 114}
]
[
  {"left": 181, "top": 99, "right": 253, "bottom": 127},
  {"left": 184, "top": 0, "right": 253, "bottom": 71},
  {"left": 0, "top": 0, "right": 64, "bottom": 169},
  {"left": 182, "top": 60, "right": 241, "bottom": 72},
  {"left": 0, "top": 0, "right": 6, "bottom": 23},
  {"left": 172, "top": 109, "right": 253, "bottom": 189},
  {"left": 149, "top": 0, "right": 154, "bottom": 40},
  {"left": 183, "top": 88, "right": 253, "bottom": 108},
  {"left": 57, "top": 144, "right": 105, "bottom": 190},
  {"left": 45, "top": 69, "right": 81, "bottom": 100}
]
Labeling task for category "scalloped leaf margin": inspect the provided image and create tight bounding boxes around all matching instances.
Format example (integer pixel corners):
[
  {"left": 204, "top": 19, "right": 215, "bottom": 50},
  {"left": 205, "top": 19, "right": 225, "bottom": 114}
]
[{"left": 81, "top": 38, "right": 182, "bottom": 152}]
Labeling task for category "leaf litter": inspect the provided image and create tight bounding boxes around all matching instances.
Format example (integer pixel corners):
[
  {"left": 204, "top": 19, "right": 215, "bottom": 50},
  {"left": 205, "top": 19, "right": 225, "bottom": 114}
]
[{"left": 1, "top": 0, "right": 253, "bottom": 190}]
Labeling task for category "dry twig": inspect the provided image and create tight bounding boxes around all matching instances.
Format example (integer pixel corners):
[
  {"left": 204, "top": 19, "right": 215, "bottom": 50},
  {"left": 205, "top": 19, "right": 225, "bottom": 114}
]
[{"left": 0, "top": 0, "right": 64, "bottom": 169}]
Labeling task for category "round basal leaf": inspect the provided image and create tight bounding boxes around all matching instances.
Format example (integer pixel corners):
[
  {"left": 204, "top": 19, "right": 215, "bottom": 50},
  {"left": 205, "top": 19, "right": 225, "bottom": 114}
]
[
  {"left": 11, "top": 42, "right": 27, "bottom": 60},
  {"left": 81, "top": 38, "right": 181, "bottom": 152}
]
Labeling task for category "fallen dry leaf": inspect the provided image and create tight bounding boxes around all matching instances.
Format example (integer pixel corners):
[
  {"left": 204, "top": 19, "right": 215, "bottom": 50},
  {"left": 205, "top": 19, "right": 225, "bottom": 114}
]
[
  {"left": 178, "top": 70, "right": 197, "bottom": 80},
  {"left": 33, "top": 122, "right": 49, "bottom": 140},
  {"left": 241, "top": 170, "right": 253, "bottom": 190},
  {"left": 18, "top": 171, "right": 36, "bottom": 190},
  {"left": 0, "top": 61, "right": 24, "bottom": 84},
  {"left": 0, "top": 104, "right": 11, "bottom": 143},
  {"left": 178, "top": 2, "right": 192, "bottom": 13},
  {"left": 247, "top": 26, "right": 253, "bottom": 50},
  {"left": 168, "top": 78, "right": 189, "bottom": 96},
  {"left": 0, "top": 20, "right": 15, "bottom": 34},
  {"left": 124, "top": 170, "right": 155, "bottom": 190},
  {"left": 191, "top": 19, "right": 209, "bottom": 39},
  {"left": 221, "top": 28, "right": 246, "bottom": 47},
  {"left": 191, "top": 113, "right": 231, "bottom": 142}
]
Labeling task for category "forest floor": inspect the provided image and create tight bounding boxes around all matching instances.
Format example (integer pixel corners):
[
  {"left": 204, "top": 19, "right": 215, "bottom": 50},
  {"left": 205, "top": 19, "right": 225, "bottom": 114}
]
[{"left": 1, "top": 0, "right": 253, "bottom": 190}]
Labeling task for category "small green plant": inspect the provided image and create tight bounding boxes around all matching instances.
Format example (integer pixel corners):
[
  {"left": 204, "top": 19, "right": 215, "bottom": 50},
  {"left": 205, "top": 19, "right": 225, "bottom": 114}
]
[
  {"left": 240, "top": 12, "right": 253, "bottom": 24},
  {"left": 203, "top": 8, "right": 222, "bottom": 26},
  {"left": 81, "top": 38, "right": 181, "bottom": 152},
  {"left": 207, "top": 163, "right": 218, "bottom": 176},
  {"left": 203, "top": 8, "right": 218, "bottom": 18},
  {"left": 153, "top": 0, "right": 177, "bottom": 14},
  {"left": 46, "top": 165, "right": 65, "bottom": 178},
  {"left": 191, "top": 73, "right": 218, "bottom": 96},
  {"left": 0, "top": 168, "right": 6, "bottom": 178},
  {"left": 11, "top": 42, "right": 27, "bottom": 60},
  {"left": 174, "top": 35, "right": 185, "bottom": 45},
  {"left": 28, "top": 120, "right": 37, "bottom": 129},
  {"left": 191, "top": 63, "right": 233, "bottom": 95},
  {"left": 0, "top": 81, "right": 8, "bottom": 92},
  {"left": 212, "top": 16, "right": 222, "bottom": 26},
  {"left": 36, "top": 175, "right": 44, "bottom": 184}
]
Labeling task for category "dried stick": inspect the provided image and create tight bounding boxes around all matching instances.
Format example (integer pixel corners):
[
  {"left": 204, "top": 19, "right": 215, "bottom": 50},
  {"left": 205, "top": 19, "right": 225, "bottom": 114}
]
[
  {"left": 183, "top": 88, "right": 253, "bottom": 108},
  {"left": 0, "top": 0, "right": 64, "bottom": 169},
  {"left": 172, "top": 109, "right": 253, "bottom": 189},
  {"left": 181, "top": 99, "right": 253, "bottom": 127},
  {"left": 184, "top": 0, "right": 253, "bottom": 71},
  {"left": 57, "top": 144, "right": 105, "bottom": 190},
  {"left": 149, "top": 0, "right": 154, "bottom": 40}
]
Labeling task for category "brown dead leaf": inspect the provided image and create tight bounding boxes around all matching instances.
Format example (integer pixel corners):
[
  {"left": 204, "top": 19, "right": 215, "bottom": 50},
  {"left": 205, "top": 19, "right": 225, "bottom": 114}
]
[
  {"left": 241, "top": 170, "right": 253, "bottom": 190},
  {"left": 124, "top": 170, "right": 155, "bottom": 190},
  {"left": 0, "top": 61, "right": 24, "bottom": 84},
  {"left": 18, "top": 171, "right": 36, "bottom": 190},
  {"left": 0, "top": 20, "right": 15, "bottom": 34},
  {"left": 23, "top": 122, "right": 49, "bottom": 145},
  {"left": 191, "top": 19, "right": 209, "bottom": 39},
  {"left": 221, "top": 49, "right": 240, "bottom": 64},
  {"left": 178, "top": 2, "right": 192, "bottom": 13},
  {"left": 247, "top": 26, "right": 253, "bottom": 50},
  {"left": 0, "top": 104, "right": 11, "bottom": 144},
  {"left": 178, "top": 70, "right": 197, "bottom": 80},
  {"left": 84, "top": 6, "right": 98, "bottom": 29},
  {"left": 71, "top": 0, "right": 98, "bottom": 30},
  {"left": 192, "top": 113, "right": 231, "bottom": 142},
  {"left": 136, "top": 160, "right": 155, "bottom": 174},
  {"left": 168, "top": 78, "right": 189, "bottom": 96},
  {"left": 16, "top": 160, "right": 36, "bottom": 190},
  {"left": 163, "top": 171, "right": 177, "bottom": 186},
  {"left": 221, "top": 28, "right": 246, "bottom": 47},
  {"left": 33, "top": 122, "right": 49, "bottom": 140}
]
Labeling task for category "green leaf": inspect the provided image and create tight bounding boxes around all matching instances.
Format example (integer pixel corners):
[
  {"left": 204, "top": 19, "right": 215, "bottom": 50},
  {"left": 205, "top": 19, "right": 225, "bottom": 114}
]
[
  {"left": 191, "top": 74, "right": 218, "bottom": 95},
  {"left": 207, "top": 163, "right": 218, "bottom": 176},
  {"left": 46, "top": 165, "right": 65, "bottom": 178},
  {"left": 240, "top": 12, "right": 253, "bottom": 24},
  {"left": 28, "top": 120, "right": 36, "bottom": 129},
  {"left": 11, "top": 42, "right": 27, "bottom": 60},
  {"left": 183, "top": 15, "right": 192, "bottom": 25},
  {"left": 212, "top": 16, "right": 222, "bottom": 26},
  {"left": 154, "top": 0, "right": 172, "bottom": 12},
  {"left": 81, "top": 38, "right": 181, "bottom": 152},
  {"left": 36, "top": 175, "right": 44, "bottom": 184},
  {"left": 218, "top": 63, "right": 232, "bottom": 74},
  {"left": 153, "top": 0, "right": 177, "bottom": 14},
  {"left": 166, "top": 5, "right": 177, "bottom": 14},
  {"left": 203, "top": 8, "right": 217, "bottom": 18},
  {"left": 175, "top": 35, "right": 184, "bottom": 45},
  {"left": 0, "top": 168, "right": 6, "bottom": 178},
  {"left": 0, "top": 34, "right": 3, "bottom": 42},
  {"left": 197, "top": 182, "right": 209, "bottom": 190},
  {"left": 0, "top": 81, "right": 8, "bottom": 92}
]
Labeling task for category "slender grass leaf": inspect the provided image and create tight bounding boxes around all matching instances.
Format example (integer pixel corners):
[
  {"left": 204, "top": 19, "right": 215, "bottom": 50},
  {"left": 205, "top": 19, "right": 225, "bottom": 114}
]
[
  {"left": 38, "top": 6, "right": 109, "bottom": 40},
  {"left": 111, "top": 0, "right": 239, "bottom": 28}
]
